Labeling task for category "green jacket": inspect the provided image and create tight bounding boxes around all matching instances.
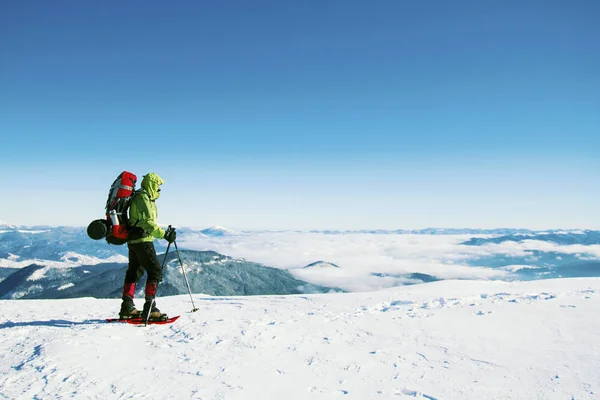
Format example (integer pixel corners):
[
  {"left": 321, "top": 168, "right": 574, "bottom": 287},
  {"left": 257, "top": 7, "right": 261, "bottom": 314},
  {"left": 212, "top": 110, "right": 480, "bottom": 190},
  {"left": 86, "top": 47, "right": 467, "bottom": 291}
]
[{"left": 128, "top": 173, "right": 166, "bottom": 244}]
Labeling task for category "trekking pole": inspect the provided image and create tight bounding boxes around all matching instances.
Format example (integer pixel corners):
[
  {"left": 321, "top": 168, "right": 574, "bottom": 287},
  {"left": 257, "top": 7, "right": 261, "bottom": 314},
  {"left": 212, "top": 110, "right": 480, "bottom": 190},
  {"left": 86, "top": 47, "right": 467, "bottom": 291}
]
[
  {"left": 144, "top": 299, "right": 155, "bottom": 327},
  {"left": 173, "top": 240, "right": 199, "bottom": 312},
  {"left": 161, "top": 241, "right": 172, "bottom": 275}
]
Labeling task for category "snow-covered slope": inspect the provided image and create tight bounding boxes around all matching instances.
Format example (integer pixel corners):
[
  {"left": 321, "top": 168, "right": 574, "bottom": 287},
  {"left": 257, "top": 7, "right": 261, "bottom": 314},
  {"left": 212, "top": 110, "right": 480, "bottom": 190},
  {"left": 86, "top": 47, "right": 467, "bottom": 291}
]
[
  {"left": 1, "top": 278, "right": 598, "bottom": 399},
  {"left": 0, "top": 252, "right": 127, "bottom": 270}
]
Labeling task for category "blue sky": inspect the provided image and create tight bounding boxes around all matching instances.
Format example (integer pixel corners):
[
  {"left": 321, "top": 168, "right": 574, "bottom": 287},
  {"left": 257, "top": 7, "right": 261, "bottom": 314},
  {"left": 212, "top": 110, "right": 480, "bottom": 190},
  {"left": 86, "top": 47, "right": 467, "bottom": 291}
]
[{"left": 1, "top": 1, "right": 598, "bottom": 229}]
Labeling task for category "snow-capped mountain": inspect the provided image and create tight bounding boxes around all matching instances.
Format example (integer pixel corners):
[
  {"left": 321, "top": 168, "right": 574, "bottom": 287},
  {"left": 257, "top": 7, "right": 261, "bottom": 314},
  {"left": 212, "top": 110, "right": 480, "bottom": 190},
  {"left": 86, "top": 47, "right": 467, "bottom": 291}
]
[
  {"left": 199, "top": 225, "right": 237, "bottom": 236},
  {"left": 303, "top": 261, "right": 341, "bottom": 269},
  {"left": 0, "top": 221, "right": 21, "bottom": 230}
]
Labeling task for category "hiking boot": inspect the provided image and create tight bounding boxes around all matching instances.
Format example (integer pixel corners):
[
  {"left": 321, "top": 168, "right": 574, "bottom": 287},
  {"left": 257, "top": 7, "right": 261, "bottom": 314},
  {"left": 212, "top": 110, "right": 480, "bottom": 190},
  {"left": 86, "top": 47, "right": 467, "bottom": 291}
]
[
  {"left": 141, "top": 301, "right": 168, "bottom": 321},
  {"left": 119, "top": 301, "right": 141, "bottom": 319}
]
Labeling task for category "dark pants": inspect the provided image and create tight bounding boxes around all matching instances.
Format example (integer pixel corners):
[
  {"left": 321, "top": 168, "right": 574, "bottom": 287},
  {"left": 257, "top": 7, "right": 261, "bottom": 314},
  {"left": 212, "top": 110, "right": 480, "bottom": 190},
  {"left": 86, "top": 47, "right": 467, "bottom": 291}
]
[{"left": 123, "top": 242, "right": 162, "bottom": 301}]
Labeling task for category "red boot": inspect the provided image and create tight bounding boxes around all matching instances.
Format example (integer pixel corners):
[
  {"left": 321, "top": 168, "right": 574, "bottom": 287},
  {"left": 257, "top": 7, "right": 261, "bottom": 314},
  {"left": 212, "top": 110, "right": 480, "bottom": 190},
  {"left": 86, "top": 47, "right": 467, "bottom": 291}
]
[
  {"left": 119, "top": 282, "right": 140, "bottom": 319},
  {"left": 142, "top": 281, "right": 167, "bottom": 321}
]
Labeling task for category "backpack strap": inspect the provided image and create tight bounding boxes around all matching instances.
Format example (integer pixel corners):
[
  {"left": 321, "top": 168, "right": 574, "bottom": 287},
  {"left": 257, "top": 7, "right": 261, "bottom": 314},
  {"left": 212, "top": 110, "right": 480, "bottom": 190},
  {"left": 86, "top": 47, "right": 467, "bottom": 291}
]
[{"left": 126, "top": 189, "right": 151, "bottom": 235}]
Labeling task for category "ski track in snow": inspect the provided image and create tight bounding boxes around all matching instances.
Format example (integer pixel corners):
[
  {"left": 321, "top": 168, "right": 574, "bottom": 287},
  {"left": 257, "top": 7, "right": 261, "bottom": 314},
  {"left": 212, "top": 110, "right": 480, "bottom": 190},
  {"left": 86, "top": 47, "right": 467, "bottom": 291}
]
[{"left": 0, "top": 279, "right": 599, "bottom": 400}]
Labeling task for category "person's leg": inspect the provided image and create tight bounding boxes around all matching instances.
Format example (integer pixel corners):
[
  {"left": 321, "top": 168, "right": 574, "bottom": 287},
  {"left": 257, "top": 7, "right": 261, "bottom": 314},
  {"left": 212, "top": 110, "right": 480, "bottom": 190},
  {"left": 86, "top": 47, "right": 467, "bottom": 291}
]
[
  {"left": 137, "top": 242, "right": 167, "bottom": 320},
  {"left": 119, "top": 244, "right": 145, "bottom": 318}
]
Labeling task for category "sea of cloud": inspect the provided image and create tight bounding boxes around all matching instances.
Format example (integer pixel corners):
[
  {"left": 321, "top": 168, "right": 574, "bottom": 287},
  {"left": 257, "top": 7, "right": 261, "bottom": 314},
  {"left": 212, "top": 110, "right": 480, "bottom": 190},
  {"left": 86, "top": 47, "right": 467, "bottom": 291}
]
[{"left": 180, "top": 232, "right": 600, "bottom": 292}]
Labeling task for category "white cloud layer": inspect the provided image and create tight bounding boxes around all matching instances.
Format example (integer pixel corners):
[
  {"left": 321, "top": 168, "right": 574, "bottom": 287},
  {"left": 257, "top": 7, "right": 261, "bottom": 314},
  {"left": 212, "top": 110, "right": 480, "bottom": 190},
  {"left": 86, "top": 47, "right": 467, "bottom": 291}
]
[{"left": 178, "top": 233, "right": 599, "bottom": 291}]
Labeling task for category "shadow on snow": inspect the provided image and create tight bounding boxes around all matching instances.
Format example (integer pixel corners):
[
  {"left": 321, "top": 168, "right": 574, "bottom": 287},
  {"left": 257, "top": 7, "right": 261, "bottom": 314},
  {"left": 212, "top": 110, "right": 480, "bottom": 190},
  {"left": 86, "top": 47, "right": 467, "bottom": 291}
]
[{"left": 0, "top": 319, "right": 108, "bottom": 329}]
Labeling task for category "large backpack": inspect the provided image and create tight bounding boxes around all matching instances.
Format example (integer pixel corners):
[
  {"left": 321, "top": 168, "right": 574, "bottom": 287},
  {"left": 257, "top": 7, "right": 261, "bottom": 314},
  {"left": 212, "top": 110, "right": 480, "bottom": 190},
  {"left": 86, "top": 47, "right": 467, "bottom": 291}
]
[{"left": 87, "top": 171, "right": 138, "bottom": 245}]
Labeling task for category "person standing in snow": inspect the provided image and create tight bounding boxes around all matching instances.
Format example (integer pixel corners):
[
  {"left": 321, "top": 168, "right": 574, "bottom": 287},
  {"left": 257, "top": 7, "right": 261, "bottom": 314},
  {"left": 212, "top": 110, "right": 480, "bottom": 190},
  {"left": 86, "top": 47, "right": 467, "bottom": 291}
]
[{"left": 119, "top": 172, "right": 176, "bottom": 321}]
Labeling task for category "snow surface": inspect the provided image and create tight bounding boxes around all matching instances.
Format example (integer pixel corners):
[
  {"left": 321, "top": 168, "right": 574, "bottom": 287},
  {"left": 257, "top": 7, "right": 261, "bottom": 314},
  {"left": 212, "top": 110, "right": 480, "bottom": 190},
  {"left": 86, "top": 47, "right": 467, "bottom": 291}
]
[{"left": 1, "top": 278, "right": 599, "bottom": 399}]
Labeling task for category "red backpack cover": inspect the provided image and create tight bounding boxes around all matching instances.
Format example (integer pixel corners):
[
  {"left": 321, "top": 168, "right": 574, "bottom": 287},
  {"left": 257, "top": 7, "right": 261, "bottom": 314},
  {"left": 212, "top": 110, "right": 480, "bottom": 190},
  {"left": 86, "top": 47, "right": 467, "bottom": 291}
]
[{"left": 105, "top": 171, "right": 137, "bottom": 243}]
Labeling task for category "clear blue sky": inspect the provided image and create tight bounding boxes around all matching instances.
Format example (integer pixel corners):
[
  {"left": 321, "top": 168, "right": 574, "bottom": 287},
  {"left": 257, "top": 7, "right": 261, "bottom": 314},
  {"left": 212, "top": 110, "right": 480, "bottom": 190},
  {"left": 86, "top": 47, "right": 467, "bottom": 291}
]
[{"left": 1, "top": 1, "right": 598, "bottom": 230}]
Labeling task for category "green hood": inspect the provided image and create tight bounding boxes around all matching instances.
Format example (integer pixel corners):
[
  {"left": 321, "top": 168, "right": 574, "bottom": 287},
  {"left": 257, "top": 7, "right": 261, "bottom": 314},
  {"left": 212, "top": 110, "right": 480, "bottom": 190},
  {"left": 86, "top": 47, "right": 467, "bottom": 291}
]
[{"left": 141, "top": 173, "right": 164, "bottom": 200}]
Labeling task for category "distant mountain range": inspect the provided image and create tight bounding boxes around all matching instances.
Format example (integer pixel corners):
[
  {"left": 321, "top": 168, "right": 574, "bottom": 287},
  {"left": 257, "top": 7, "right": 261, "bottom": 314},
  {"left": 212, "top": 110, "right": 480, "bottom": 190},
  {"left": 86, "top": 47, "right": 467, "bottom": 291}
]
[
  {"left": 461, "top": 231, "right": 600, "bottom": 246},
  {"left": 1, "top": 222, "right": 591, "bottom": 236},
  {"left": 307, "top": 228, "right": 543, "bottom": 235},
  {"left": 0, "top": 249, "right": 340, "bottom": 300}
]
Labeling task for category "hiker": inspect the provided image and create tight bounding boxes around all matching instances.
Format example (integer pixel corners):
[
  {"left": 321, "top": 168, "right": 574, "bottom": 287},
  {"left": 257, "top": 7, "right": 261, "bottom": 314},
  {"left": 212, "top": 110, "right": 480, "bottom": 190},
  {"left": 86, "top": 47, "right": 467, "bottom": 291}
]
[{"left": 119, "top": 172, "right": 177, "bottom": 321}]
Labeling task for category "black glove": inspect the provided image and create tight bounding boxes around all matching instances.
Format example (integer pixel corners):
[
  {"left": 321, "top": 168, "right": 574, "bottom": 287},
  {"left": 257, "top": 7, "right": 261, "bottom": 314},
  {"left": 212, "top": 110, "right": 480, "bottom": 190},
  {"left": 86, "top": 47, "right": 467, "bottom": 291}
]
[{"left": 164, "top": 226, "right": 176, "bottom": 243}]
